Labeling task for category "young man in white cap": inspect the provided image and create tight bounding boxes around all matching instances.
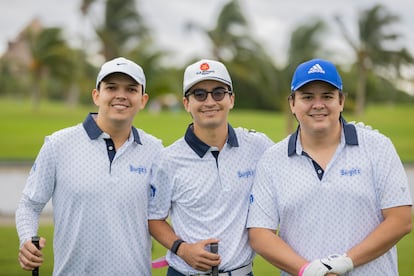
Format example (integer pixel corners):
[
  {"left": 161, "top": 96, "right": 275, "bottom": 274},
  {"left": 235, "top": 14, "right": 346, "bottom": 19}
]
[
  {"left": 148, "top": 59, "right": 274, "bottom": 275},
  {"left": 16, "top": 57, "right": 163, "bottom": 275},
  {"left": 247, "top": 58, "right": 412, "bottom": 276}
]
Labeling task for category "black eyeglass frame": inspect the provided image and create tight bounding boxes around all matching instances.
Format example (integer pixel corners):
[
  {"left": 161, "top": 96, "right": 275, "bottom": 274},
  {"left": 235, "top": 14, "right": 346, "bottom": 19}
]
[{"left": 185, "top": 87, "right": 232, "bottom": 102}]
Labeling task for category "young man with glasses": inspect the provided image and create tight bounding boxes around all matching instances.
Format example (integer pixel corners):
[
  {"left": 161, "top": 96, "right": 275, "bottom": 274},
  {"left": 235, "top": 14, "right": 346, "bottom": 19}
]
[{"left": 149, "top": 59, "right": 274, "bottom": 275}]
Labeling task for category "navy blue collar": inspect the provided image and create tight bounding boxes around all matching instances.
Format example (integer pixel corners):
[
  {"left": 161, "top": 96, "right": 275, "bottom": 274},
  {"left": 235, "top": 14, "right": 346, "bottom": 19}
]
[
  {"left": 184, "top": 123, "right": 239, "bottom": 158},
  {"left": 288, "top": 116, "right": 358, "bottom": 156},
  {"left": 82, "top": 113, "right": 142, "bottom": 144}
]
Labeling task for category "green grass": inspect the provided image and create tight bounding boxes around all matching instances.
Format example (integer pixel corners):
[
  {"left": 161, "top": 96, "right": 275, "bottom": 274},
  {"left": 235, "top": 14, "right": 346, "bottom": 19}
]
[
  {"left": 1, "top": 98, "right": 414, "bottom": 162},
  {"left": 1, "top": 223, "right": 413, "bottom": 275}
]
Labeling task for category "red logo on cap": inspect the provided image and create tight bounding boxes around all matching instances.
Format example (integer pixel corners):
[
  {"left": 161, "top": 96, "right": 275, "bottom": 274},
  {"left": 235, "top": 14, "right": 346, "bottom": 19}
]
[{"left": 200, "top": 63, "right": 210, "bottom": 71}]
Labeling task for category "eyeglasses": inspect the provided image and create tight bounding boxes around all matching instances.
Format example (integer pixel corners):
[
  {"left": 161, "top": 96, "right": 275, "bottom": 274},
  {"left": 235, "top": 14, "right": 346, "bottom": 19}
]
[{"left": 186, "top": 87, "right": 232, "bottom": 102}]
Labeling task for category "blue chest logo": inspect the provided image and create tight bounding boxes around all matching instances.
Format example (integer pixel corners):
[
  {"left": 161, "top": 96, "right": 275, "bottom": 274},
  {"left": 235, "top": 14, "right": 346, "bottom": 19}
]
[
  {"left": 238, "top": 169, "right": 255, "bottom": 178},
  {"left": 129, "top": 165, "right": 147, "bottom": 174},
  {"left": 340, "top": 167, "right": 361, "bottom": 176}
]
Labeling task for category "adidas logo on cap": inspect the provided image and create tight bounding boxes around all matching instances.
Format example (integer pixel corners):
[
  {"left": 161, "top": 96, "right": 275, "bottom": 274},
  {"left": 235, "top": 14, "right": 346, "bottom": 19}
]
[{"left": 307, "top": 64, "right": 325, "bottom": 74}]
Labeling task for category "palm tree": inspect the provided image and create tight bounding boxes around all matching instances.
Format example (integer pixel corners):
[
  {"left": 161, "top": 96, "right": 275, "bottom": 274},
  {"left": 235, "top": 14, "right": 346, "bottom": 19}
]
[
  {"left": 335, "top": 4, "right": 413, "bottom": 116},
  {"left": 80, "top": 0, "right": 150, "bottom": 59},
  {"left": 229, "top": 41, "right": 279, "bottom": 110},
  {"left": 206, "top": 0, "right": 248, "bottom": 60},
  {"left": 128, "top": 37, "right": 174, "bottom": 99},
  {"left": 80, "top": 0, "right": 95, "bottom": 16},
  {"left": 27, "top": 27, "right": 75, "bottom": 110},
  {"left": 286, "top": 19, "right": 327, "bottom": 69},
  {"left": 79, "top": 0, "right": 173, "bottom": 102},
  {"left": 95, "top": 0, "right": 150, "bottom": 59},
  {"left": 187, "top": 0, "right": 279, "bottom": 110}
]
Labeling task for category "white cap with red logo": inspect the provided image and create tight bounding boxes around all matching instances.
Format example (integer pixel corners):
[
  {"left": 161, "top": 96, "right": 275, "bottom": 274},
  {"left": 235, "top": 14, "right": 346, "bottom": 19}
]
[{"left": 183, "top": 59, "right": 233, "bottom": 95}]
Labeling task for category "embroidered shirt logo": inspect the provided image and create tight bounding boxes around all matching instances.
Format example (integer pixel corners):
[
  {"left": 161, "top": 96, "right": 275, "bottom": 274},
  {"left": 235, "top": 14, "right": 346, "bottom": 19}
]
[
  {"left": 129, "top": 165, "right": 147, "bottom": 174},
  {"left": 340, "top": 168, "right": 361, "bottom": 176},
  {"left": 308, "top": 63, "right": 325, "bottom": 74},
  {"left": 238, "top": 169, "right": 255, "bottom": 178}
]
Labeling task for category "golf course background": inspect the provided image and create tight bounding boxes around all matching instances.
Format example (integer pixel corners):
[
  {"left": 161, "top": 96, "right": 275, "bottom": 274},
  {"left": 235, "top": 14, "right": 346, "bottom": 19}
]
[{"left": 1, "top": 98, "right": 413, "bottom": 275}]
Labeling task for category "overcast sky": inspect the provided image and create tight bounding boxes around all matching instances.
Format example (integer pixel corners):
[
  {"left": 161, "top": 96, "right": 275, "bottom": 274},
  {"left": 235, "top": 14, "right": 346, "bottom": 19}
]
[{"left": 1, "top": 0, "right": 413, "bottom": 69}]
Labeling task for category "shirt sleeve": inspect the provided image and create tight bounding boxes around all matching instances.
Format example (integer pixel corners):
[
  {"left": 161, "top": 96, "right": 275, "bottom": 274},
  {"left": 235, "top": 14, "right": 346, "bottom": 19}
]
[
  {"left": 148, "top": 156, "right": 173, "bottom": 220},
  {"left": 15, "top": 136, "right": 56, "bottom": 247},
  {"left": 246, "top": 154, "right": 279, "bottom": 230},
  {"left": 15, "top": 195, "right": 46, "bottom": 247},
  {"left": 376, "top": 136, "right": 412, "bottom": 209}
]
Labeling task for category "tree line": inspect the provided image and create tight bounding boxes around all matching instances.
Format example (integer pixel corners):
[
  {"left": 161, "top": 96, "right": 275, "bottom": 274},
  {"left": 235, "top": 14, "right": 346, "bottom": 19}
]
[{"left": 0, "top": 0, "right": 413, "bottom": 115}]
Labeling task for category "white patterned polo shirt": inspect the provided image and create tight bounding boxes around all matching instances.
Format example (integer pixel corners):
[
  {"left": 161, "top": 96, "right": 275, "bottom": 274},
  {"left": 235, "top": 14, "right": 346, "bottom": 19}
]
[
  {"left": 247, "top": 118, "right": 412, "bottom": 276},
  {"left": 16, "top": 113, "right": 163, "bottom": 275},
  {"left": 149, "top": 123, "right": 274, "bottom": 274}
]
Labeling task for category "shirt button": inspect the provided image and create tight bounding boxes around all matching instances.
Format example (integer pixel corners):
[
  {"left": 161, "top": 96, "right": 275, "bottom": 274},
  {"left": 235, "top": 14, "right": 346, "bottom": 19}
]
[
  {"left": 108, "top": 146, "right": 114, "bottom": 150},
  {"left": 318, "top": 169, "right": 322, "bottom": 174}
]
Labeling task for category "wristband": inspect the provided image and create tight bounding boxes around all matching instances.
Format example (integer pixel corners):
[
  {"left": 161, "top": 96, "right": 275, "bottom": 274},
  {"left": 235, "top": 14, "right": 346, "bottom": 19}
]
[
  {"left": 171, "top": 239, "right": 185, "bottom": 255},
  {"left": 298, "top": 262, "right": 309, "bottom": 276},
  {"left": 152, "top": 256, "right": 169, "bottom": 268}
]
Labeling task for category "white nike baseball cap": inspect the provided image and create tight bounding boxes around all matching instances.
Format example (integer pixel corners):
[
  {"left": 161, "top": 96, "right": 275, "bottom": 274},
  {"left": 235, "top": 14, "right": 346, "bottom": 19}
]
[
  {"left": 183, "top": 59, "right": 233, "bottom": 95},
  {"left": 96, "top": 57, "right": 146, "bottom": 92}
]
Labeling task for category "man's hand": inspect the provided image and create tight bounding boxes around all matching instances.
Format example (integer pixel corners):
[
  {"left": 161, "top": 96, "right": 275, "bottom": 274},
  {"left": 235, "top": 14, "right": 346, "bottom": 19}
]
[
  {"left": 320, "top": 254, "right": 353, "bottom": 274},
  {"left": 18, "top": 237, "right": 46, "bottom": 270},
  {"left": 176, "top": 238, "right": 221, "bottom": 272}
]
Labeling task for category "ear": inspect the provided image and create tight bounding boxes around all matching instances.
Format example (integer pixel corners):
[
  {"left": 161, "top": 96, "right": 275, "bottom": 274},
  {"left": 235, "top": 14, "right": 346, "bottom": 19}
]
[
  {"left": 183, "top": 96, "right": 191, "bottom": 112},
  {"left": 339, "top": 93, "right": 345, "bottom": 112},
  {"left": 139, "top": 93, "right": 149, "bottom": 109},
  {"left": 229, "top": 93, "right": 235, "bottom": 110},
  {"left": 92, "top": 89, "right": 100, "bottom": 106},
  {"left": 288, "top": 96, "right": 295, "bottom": 113}
]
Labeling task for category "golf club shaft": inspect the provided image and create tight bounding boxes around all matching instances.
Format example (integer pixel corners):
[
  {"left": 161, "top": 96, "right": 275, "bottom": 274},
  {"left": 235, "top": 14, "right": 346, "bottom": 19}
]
[{"left": 32, "top": 236, "right": 40, "bottom": 276}]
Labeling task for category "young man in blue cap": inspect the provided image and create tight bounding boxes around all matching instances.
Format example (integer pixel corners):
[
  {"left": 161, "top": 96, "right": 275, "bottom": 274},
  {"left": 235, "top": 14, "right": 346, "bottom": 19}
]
[
  {"left": 149, "top": 59, "right": 274, "bottom": 275},
  {"left": 16, "top": 57, "right": 163, "bottom": 275},
  {"left": 247, "top": 58, "right": 412, "bottom": 276}
]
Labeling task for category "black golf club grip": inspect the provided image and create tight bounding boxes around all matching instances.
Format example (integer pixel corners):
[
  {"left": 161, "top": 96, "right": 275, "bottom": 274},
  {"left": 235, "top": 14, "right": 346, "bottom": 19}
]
[
  {"left": 210, "top": 243, "right": 218, "bottom": 276},
  {"left": 31, "top": 236, "right": 40, "bottom": 276}
]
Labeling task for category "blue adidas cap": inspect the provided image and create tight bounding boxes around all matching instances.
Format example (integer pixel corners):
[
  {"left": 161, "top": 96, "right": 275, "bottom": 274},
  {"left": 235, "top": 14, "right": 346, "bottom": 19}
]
[{"left": 291, "top": 58, "right": 342, "bottom": 92}]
